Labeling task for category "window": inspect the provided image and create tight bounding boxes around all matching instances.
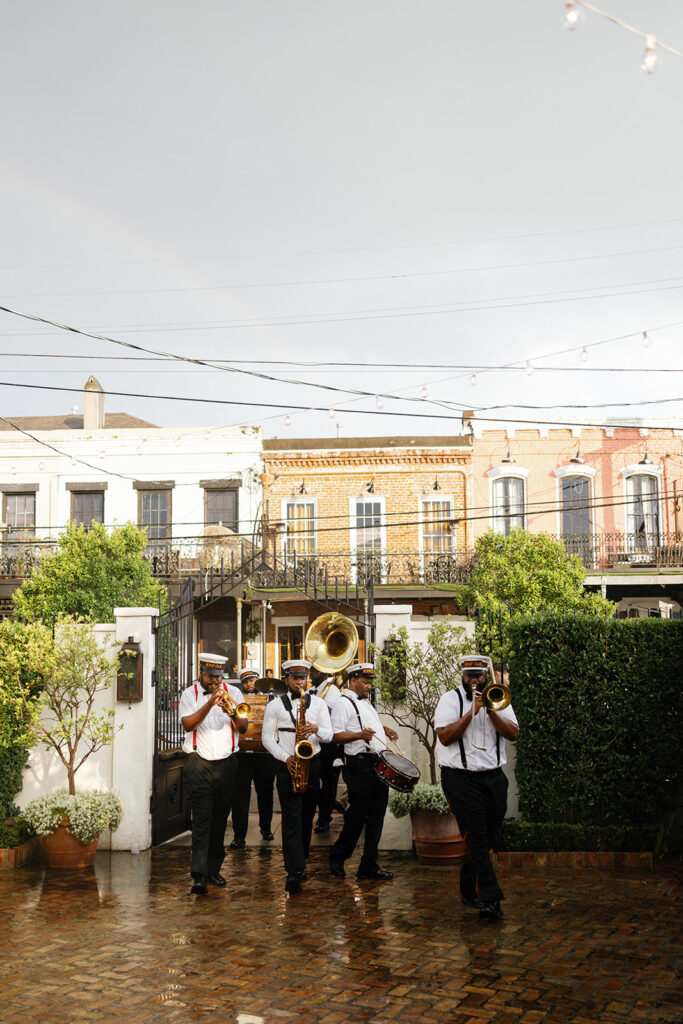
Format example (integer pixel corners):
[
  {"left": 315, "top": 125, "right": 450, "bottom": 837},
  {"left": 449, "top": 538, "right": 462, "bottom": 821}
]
[
  {"left": 492, "top": 476, "right": 524, "bottom": 535},
  {"left": 205, "top": 489, "right": 238, "bottom": 531},
  {"left": 422, "top": 499, "right": 454, "bottom": 556},
  {"left": 139, "top": 490, "right": 172, "bottom": 542},
  {"left": 353, "top": 499, "right": 384, "bottom": 582},
  {"left": 72, "top": 491, "right": 104, "bottom": 529},
  {"left": 278, "top": 625, "right": 304, "bottom": 669},
  {"left": 626, "top": 474, "right": 659, "bottom": 549},
  {"left": 4, "top": 493, "right": 36, "bottom": 554},
  {"left": 283, "top": 500, "right": 316, "bottom": 559},
  {"left": 560, "top": 476, "right": 592, "bottom": 563}
]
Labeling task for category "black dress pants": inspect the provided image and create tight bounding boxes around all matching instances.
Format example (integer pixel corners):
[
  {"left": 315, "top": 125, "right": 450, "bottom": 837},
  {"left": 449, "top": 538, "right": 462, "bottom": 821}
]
[
  {"left": 276, "top": 755, "right": 321, "bottom": 875},
  {"left": 185, "top": 753, "right": 238, "bottom": 879},
  {"left": 317, "top": 741, "right": 342, "bottom": 823},
  {"left": 231, "top": 751, "right": 276, "bottom": 840},
  {"left": 441, "top": 765, "right": 508, "bottom": 904},
  {"left": 329, "top": 754, "right": 389, "bottom": 871}
]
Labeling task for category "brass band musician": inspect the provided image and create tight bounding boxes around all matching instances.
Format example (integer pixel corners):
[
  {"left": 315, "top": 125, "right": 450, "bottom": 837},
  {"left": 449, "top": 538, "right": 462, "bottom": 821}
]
[
  {"left": 229, "top": 667, "right": 276, "bottom": 847},
  {"left": 178, "top": 653, "right": 248, "bottom": 895},
  {"left": 261, "top": 659, "right": 333, "bottom": 894}
]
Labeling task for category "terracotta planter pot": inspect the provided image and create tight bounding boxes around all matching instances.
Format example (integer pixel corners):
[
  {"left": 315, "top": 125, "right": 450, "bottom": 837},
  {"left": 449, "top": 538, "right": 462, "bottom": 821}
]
[
  {"left": 42, "top": 820, "right": 99, "bottom": 869},
  {"left": 410, "top": 809, "right": 466, "bottom": 865}
]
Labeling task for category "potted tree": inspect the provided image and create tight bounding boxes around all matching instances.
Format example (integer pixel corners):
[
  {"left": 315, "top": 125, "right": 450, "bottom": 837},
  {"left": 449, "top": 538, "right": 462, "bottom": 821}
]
[
  {"left": 374, "top": 620, "right": 475, "bottom": 864},
  {"left": 17, "top": 617, "right": 124, "bottom": 868}
]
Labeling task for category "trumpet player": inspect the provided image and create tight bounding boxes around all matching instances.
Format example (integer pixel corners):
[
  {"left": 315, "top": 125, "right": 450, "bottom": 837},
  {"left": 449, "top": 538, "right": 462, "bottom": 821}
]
[
  {"left": 179, "top": 653, "right": 248, "bottom": 896},
  {"left": 261, "top": 659, "right": 333, "bottom": 894},
  {"left": 435, "top": 654, "right": 518, "bottom": 923}
]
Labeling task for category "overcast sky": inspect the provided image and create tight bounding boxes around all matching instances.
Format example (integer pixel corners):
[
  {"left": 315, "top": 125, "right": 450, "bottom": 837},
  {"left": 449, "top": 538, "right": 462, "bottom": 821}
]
[{"left": 1, "top": 1, "right": 682, "bottom": 440}]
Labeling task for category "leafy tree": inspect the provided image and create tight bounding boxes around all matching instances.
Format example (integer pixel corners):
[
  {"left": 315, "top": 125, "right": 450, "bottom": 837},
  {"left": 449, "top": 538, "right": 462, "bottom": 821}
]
[
  {"left": 459, "top": 528, "right": 614, "bottom": 660},
  {"left": 0, "top": 619, "right": 53, "bottom": 818},
  {"left": 8, "top": 617, "right": 121, "bottom": 795},
  {"left": 12, "top": 521, "right": 165, "bottom": 622},
  {"left": 374, "top": 621, "right": 475, "bottom": 784}
]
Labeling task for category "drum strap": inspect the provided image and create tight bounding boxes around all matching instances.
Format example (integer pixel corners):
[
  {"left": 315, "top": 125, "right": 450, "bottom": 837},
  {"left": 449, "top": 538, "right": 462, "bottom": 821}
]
[{"left": 343, "top": 694, "right": 372, "bottom": 752}]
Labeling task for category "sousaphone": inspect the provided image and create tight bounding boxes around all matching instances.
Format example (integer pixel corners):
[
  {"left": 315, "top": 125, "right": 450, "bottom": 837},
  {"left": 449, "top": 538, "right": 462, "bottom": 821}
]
[{"left": 304, "top": 612, "right": 359, "bottom": 697}]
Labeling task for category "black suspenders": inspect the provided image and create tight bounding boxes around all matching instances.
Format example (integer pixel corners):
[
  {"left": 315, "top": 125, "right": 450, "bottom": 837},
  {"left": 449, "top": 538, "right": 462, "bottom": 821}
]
[{"left": 456, "top": 689, "right": 500, "bottom": 769}]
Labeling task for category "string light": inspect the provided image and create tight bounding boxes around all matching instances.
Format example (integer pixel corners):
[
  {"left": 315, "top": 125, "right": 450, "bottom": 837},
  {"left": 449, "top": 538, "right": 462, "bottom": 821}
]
[
  {"left": 641, "top": 35, "right": 659, "bottom": 74},
  {"left": 525, "top": 360, "right": 534, "bottom": 377},
  {"left": 642, "top": 331, "right": 652, "bottom": 348},
  {"left": 420, "top": 385, "right": 429, "bottom": 400},
  {"left": 203, "top": 429, "right": 211, "bottom": 440},
  {"left": 564, "top": 1, "right": 581, "bottom": 30},
  {"left": 99, "top": 450, "right": 106, "bottom": 461},
  {"left": 38, "top": 461, "right": 45, "bottom": 471},
  {"left": 10, "top": 465, "right": 16, "bottom": 475},
  {"left": 580, "top": 347, "right": 589, "bottom": 362},
  {"left": 328, "top": 407, "right": 336, "bottom": 419},
  {"left": 284, "top": 414, "right": 292, "bottom": 427},
  {"left": 375, "top": 395, "right": 384, "bottom": 409},
  {"left": 469, "top": 373, "right": 477, "bottom": 386}
]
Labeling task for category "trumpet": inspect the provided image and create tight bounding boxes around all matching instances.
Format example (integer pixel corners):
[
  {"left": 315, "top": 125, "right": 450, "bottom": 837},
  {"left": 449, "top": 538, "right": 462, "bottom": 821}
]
[
  {"left": 292, "top": 686, "right": 315, "bottom": 794},
  {"left": 215, "top": 688, "right": 250, "bottom": 721},
  {"left": 471, "top": 666, "right": 512, "bottom": 751}
]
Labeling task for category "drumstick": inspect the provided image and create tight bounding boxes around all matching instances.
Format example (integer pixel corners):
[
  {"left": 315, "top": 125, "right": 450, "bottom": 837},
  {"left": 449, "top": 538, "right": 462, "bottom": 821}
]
[{"left": 376, "top": 734, "right": 409, "bottom": 760}]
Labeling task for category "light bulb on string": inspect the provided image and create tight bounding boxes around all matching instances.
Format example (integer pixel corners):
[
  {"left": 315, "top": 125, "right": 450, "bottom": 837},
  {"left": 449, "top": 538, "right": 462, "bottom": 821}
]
[
  {"left": 174, "top": 436, "right": 181, "bottom": 448},
  {"left": 641, "top": 35, "right": 659, "bottom": 74},
  {"left": 375, "top": 395, "right": 384, "bottom": 410},
  {"left": 642, "top": 331, "right": 651, "bottom": 348},
  {"left": 203, "top": 430, "right": 211, "bottom": 440},
  {"left": 420, "top": 385, "right": 429, "bottom": 400},
  {"left": 10, "top": 465, "right": 17, "bottom": 476},
  {"left": 563, "top": 1, "right": 581, "bottom": 30},
  {"left": 38, "top": 461, "right": 45, "bottom": 472},
  {"left": 99, "top": 450, "right": 106, "bottom": 461},
  {"left": 469, "top": 373, "right": 477, "bottom": 387},
  {"left": 580, "top": 347, "right": 588, "bottom": 362},
  {"left": 525, "top": 360, "right": 534, "bottom": 377},
  {"left": 328, "top": 407, "right": 336, "bottom": 420},
  {"left": 284, "top": 414, "right": 292, "bottom": 427}
]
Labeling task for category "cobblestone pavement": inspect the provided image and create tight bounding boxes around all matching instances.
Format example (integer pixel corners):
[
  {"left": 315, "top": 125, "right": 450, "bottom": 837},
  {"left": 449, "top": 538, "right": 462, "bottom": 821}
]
[{"left": 0, "top": 843, "right": 681, "bottom": 1024}]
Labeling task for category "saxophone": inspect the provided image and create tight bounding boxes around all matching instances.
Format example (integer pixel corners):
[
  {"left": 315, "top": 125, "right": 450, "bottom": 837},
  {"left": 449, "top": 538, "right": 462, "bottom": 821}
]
[{"left": 292, "top": 687, "right": 316, "bottom": 794}]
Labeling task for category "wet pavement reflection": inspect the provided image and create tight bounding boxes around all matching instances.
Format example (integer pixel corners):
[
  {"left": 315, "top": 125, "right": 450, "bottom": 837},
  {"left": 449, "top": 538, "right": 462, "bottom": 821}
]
[{"left": 0, "top": 847, "right": 680, "bottom": 1023}]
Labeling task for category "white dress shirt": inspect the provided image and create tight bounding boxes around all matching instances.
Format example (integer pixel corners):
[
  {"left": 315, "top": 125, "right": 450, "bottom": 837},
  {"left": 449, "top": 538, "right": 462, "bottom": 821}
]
[
  {"left": 261, "top": 691, "right": 333, "bottom": 763},
  {"left": 434, "top": 685, "right": 518, "bottom": 771},
  {"left": 330, "top": 690, "right": 388, "bottom": 757},
  {"left": 178, "top": 681, "right": 244, "bottom": 759}
]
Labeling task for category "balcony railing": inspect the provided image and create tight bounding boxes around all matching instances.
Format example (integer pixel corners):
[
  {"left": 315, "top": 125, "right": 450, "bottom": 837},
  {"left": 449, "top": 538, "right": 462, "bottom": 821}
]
[{"left": 2, "top": 532, "right": 682, "bottom": 587}]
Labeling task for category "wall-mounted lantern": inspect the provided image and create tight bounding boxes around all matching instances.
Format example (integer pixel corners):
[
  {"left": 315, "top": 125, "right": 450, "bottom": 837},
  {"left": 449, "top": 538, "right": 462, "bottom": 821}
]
[{"left": 117, "top": 637, "right": 143, "bottom": 703}]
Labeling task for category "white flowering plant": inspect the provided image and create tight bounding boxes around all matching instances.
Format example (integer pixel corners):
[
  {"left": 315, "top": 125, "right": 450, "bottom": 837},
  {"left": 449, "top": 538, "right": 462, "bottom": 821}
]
[
  {"left": 389, "top": 782, "right": 451, "bottom": 819},
  {"left": 24, "top": 789, "right": 123, "bottom": 844}
]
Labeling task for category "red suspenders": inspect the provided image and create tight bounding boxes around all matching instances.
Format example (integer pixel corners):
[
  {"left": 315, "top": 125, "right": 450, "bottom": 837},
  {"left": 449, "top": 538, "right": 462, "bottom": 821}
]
[{"left": 193, "top": 682, "right": 236, "bottom": 754}]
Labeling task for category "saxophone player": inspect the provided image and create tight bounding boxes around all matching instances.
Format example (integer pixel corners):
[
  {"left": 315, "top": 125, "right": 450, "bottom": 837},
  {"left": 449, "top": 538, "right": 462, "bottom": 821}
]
[{"left": 261, "top": 659, "right": 333, "bottom": 894}]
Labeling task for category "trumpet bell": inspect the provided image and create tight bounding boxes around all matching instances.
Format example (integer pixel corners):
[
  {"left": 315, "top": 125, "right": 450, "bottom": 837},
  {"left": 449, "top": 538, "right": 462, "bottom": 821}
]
[
  {"left": 305, "top": 612, "right": 359, "bottom": 675},
  {"left": 234, "top": 702, "right": 250, "bottom": 719}
]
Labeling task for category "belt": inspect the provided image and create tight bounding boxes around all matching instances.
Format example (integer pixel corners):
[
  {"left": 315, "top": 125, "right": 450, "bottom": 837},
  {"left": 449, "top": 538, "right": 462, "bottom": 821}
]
[
  {"left": 348, "top": 752, "right": 379, "bottom": 763},
  {"left": 444, "top": 765, "right": 502, "bottom": 777}
]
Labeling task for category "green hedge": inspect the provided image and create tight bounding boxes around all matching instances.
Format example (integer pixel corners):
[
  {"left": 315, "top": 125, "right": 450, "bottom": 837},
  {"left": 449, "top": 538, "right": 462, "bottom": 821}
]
[
  {"left": 498, "top": 819, "right": 657, "bottom": 852},
  {"left": 507, "top": 614, "right": 683, "bottom": 832},
  {"left": 0, "top": 747, "right": 30, "bottom": 821},
  {"left": 0, "top": 816, "right": 33, "bottom": 849}
]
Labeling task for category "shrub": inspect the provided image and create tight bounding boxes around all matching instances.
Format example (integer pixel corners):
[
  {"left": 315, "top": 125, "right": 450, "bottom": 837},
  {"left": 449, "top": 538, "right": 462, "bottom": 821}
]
[
  {"left": 498, "top": 819, "right": 657, "bottom": 852},
  {"left": 389, "top": 783, "right": 451, "bottom": 818},
  {"left": 0, "top": 816, "right": 34, "bottom": 848},
  {"left": 507, "top": 614, "right": 683, "bottom": 838},
  {"left": 24, "top": 789, "right": 123, "bottom": 844}
]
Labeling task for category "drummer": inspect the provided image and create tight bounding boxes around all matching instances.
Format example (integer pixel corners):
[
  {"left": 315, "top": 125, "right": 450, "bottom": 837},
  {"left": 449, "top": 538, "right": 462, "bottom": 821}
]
[
  {"left": 229, "top": 667, "right": 276, "bottom": 847},
  {"left": 328, "top": 663, "right": 399, "bottom": 882}
]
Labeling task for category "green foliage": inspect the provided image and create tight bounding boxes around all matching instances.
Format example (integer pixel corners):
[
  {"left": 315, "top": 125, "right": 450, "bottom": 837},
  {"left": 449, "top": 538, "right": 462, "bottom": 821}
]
[
  {"left": 498, "top": 819, "right": 657, "bottom": 852},
  {"left": 0, "top": 619, "right": 53, "bottom": 818},
  {"left": 389, "top": 783, "right": 451, "bottom": 818},
  {"left": 460, "top": 529, "right": 614, "bottom": 660},
  {"left": 12, "top": 520, "right": 166, "bottom": 622},
  {"left": 0, "top": 816, "right": 34, "bottom": 848},
  {"left": 507, "top": 614, "right": 683, "bottom": 844},
  {"left": 23, "top": 789, "right": 123, "bottom": 843},
  {"left": 7, "top": 617, "right": 122, "bottom": 795},
  {"left": 374, "top": 621, "right": 475, "bottom": 784}
]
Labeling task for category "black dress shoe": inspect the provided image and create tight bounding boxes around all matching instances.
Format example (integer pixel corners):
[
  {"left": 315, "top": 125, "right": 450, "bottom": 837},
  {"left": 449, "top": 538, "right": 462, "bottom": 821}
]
[
  {"left": 356, "top": 867, "right": 394, "bottom": 881},
  {"left": 190, "top": 878, "right": 208, "bottom": 896},
  {"left": 479, "top": 901, "right": 504, "bottom": 922},
  {"left": 314, "top": 820, "right": 330, "bottom": 834},
  {"left": 229, "top": 838, "right": 246, "bottom": 850},
  {"left": 207, "top": 873, "right": 227, "bottom": 887},
  {"left": 261, "top": 830, "right": 274, "bottom": 841},
  {"left": 285, "top": 874, "right": 302, "bottom": 894},
  {"left": 297, "top": 869, "right": 307, "bottom": 881},
  {"left": 329, "top": 859, "right": 346, "bottom": 878},
  {"left": 461, "top": 895, "right": 482, "bottom": 910}
]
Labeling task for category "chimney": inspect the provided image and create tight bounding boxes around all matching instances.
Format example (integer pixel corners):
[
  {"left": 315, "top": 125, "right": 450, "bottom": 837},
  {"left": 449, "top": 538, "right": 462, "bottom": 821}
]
[{"left": 83, "top": 376, "right": 105, "bottom": 429}]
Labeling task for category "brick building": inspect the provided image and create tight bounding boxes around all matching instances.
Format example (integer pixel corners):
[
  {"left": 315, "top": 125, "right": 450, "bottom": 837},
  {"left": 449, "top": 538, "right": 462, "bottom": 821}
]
[
  {"left": 258, "top": 435, "right": 473, "bottom": 675},
  {"left": 467, "top": 415, "right": 683, "bottom": 616}
]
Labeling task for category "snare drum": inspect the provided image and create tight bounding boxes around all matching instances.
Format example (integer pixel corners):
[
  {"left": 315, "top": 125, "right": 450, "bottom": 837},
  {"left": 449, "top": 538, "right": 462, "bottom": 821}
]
[
  {"left": 238, "top": 694, "right": 269, "bottom": 752},
  {"left": 374, "top": 749, "right": 420, "bottom": 793}
]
